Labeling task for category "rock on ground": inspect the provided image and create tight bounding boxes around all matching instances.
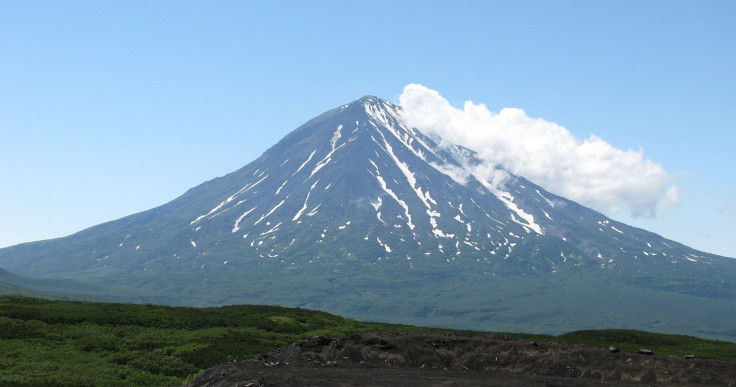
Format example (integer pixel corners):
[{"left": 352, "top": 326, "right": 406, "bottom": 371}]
[{"left": 186, "top": 332, "right": 736, "bottom": 386}]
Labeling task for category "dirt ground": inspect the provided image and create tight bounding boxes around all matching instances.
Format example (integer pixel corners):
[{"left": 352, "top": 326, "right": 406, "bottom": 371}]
[{"left": 186, "top": 332, "right": 736, "bottom": 386}]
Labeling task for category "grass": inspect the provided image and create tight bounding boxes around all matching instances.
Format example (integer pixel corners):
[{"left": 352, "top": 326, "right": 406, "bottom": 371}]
[{"left": 1, "top": 295, "right": 734, "bottom": 386}]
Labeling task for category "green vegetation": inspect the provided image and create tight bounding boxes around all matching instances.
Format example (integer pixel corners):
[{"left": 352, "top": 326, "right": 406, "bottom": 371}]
[
  {"left": 0, "top": 295, "right": 447, "bottom": 386},
  {"left": 1, "top": 295, "right": 734, "bottom": 386}
]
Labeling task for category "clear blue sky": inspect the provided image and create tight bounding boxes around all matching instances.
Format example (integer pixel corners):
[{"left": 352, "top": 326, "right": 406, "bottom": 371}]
[{"left": 1, "top": 1, "right": 735, "bottom": 258}]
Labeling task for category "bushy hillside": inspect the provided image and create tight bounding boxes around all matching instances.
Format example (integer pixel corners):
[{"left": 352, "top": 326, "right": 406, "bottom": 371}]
[
  {"left": 0, "top": 295, "right": 449, "bottom": 385},
  {"left": 1, "top": 296, "right": 735, "bottom": 386}
]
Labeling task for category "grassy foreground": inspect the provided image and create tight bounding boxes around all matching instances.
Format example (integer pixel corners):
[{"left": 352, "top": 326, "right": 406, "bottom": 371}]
[{"left": 1, "top": 295, "right": 734, "bottom": 386}]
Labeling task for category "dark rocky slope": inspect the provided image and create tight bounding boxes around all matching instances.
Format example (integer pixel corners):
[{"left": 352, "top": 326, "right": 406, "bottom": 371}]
[{"left": 187, "top": 332, "right": 735, "bottom": 386}]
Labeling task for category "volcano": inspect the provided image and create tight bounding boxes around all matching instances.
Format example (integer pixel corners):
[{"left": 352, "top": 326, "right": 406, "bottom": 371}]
[{"left": 1, "top": 96, "right": 735, "bottom": 340}]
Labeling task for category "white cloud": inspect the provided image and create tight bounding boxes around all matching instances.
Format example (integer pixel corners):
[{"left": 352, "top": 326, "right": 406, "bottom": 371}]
[{"left": 399, "top": 83, "right": 679, "bottom": 217}]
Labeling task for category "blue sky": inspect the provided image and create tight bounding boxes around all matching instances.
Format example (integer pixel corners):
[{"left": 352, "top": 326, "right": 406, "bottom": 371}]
[{"left": 1, "top": 1, "right": 735, "bottom": 258}]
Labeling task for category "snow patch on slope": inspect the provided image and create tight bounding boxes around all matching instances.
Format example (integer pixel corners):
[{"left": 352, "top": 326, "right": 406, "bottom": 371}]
[
  {"left": 292, "top": 150, "right": 317, "bottom": 177},
  {"left": 368, "top": 159, "right": 415, "bottom": 230},
  {"left": 191, "top": 174, "right": 269, "bottom": 225},
  {"left": 254, "top": 199, "right": 286, "bottom": 226},
  {"left": 331, "top": 124, "right": 343, "bottom": 151},
  {"left": 232, "top": 207, "right": 257, "bottom": 233},
  {"left": 293, "top": 181, "right": 320, "bottom": 221}
]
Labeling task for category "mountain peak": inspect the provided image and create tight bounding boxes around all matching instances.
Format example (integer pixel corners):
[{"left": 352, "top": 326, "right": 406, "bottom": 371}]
[
  {"left": 350, "top": 95, "right": 400, "bottom": 118},
  {"left": 357, "top": 95, "right": 381, "bottom": 102}
]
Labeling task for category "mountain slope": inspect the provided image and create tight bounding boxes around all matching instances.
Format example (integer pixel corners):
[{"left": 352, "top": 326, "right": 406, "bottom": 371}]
[
  {"left": 1, "top": 96, "right": 735, "bottom": 340},
  {"left": 0, "top": 268, "right": 115, "bottom": 302}
]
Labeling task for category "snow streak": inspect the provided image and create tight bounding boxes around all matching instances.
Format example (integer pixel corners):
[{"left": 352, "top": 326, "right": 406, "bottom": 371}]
[
  {"left": 292, "top": 150, "right": 317, "bottom": 177},
  {"left": 368, "top": 159, "right": 415, "bottom": 230},
  {"left": 232, "top": 206, "right": 257, "bottom": 233},
  {"left": 191, "top": 174, "right": 269, "bottom": 225},
  {"left": 293, "top": 180, "right": 320, "bottom": 221},
  {"left": 254, "top": 199, "right": 286, "bottom": 226}
]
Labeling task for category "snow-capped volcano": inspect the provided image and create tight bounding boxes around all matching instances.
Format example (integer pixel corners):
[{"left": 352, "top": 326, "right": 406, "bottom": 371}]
[
  {"left": 185, "top": 96, "right": 548, "bottom": 266},
  {"left": 1, "top": 96, "right": 735, "bottom": 340}
]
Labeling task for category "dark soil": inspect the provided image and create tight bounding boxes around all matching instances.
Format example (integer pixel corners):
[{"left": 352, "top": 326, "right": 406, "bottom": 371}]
[{"left": 186, "top": 332, "right": 736, "bottom": 386}]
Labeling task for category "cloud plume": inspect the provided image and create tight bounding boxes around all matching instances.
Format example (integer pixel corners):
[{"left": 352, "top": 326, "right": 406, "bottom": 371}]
[{"left": 399, "top": 84, "right": 679, "bottom": 217}]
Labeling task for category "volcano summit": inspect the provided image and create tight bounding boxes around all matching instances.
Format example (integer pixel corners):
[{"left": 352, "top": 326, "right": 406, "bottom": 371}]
[{"left": 1, "top": 96, "right": 734, "bottom": 340}]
